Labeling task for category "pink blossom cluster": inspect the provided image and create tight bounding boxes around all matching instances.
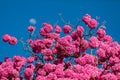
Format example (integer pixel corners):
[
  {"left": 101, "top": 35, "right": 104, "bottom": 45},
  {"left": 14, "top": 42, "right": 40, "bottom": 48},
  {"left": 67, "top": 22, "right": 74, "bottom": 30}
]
[
  {"left": 1, "top": 14, "right": 120, "bottom": 80},
  {"left": 28, "top": 26, "right": 35, "bottom": 32},
  {"left": 0, "top": 56, "right": 26, "bottom": 80},
  {"left": 2, "top": 34, "right": 17, "bottom": 45},
  {"left": 63, "top": 25, "right": 72, "bottom": 34},
  {"left": 82, "top": 14, "right": 98, "bottom": 29}
]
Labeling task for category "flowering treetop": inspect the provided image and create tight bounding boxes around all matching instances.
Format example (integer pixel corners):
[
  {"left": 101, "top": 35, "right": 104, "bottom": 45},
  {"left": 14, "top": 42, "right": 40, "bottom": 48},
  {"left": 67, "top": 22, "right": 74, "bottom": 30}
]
[{"left": 1, "top": 14, "right": 120, "bottom": 80}]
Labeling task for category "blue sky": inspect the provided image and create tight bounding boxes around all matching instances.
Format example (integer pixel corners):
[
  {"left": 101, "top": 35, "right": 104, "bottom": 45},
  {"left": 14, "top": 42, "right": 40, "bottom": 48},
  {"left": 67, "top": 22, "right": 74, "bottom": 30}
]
[{"left": 0, "top": 0, "right": 120, "bottom": 61}]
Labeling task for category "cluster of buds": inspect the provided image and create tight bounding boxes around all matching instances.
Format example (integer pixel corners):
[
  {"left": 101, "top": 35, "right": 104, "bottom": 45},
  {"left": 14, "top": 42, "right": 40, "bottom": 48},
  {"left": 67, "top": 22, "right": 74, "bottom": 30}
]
[{"left": 2, "top": 34, "right": 17, "bottom": 45}]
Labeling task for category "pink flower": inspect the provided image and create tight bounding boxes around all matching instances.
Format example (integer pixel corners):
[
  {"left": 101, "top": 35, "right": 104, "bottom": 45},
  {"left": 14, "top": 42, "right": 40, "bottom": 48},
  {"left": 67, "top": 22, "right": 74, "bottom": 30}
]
[
  {"left": 41, "top": 49, "right": 53, "bottom": 56},
  {"left": 63, "top": 25, "right": 72, "bottom": 34},
  {"left": 97, "top": 48, "right": 106, "bottom": 58},
  {"left": 39, "top": 28, "right": 47, "bottom": 36},
  {"left": 84, "top": 54, "right": 97, "bottom": 65},
  {"left": 54, "top": 69, "right": 64, "bottom": 78},
  {"left": 29, "top": 39, "right": 45, "bottom": 53},
  {"left": 101, "top": 73, "right": 117, "bottom": 80},
  {"left": 27, "top": 63, "right": 35, "bottom": 70},
  {"left": 112, "top": 63, "right": 120, "bottom": 72},
  {"left": 2, "top": 35, "right": 18, "bottom": 45},
  {"left": 36, "top": 69, "right": 46, "bottom": 76},
  {"left": 46, "top": 73, "right": 57, "bottom": 80},
  {"left": 52, "top": 48, "right": 57, "bottom": 54},
  {"left": 64, "top": 69, "right": 74, "bottom": 78},
  {"left": 4, "top": 57, "right": 11, "bottom": 62},
  {"left": 13, "top": 56, "right": 22, "bottom": 62},
  {"left": 81, "top": 40, "right": 89, "bottom": 51},
  {"left": 82, "top": 14, "right": 91, "bottom": 24},
  {"left": 75, "top": 54, "right": 97, "bottom": 66},
  {"left": 36, "top": 76, "right": 46, "bottom": 80},
  {"left": 2, "top": 34, "right": 11, "bottom": 42},
  {"left": 89, "top": 36, "right": 99, "bottom": 48},
  {"left": 48, "top": 33, "right": 60, "bottom": 41},
  {"left": 71, "top": 31, "right": 79, "bottom": 40},
  {"left": 43, "top": 55, "right": 53, "bottom": 61},
  {"left": 13, "top": 56, "right": 26, "bottom": 68},
  {"left": 28, "top": 26, "right": 35, "bottom": 32},
  {"left": 76, "top": 26, "right": 84, "bottom": 37},
  {"left": 65, "top": 44, "right": 76, "bottom": 56},
  {"left": 58, "top": 38, "right": 69, "bottom": 46},
  {"left": 24, "top": 68, "right": 33, "bottom": 79},
  {"left": 104, "top": 35, "right": 112, "bottom": 43},
  {"left": 64, "top": 35, "right": 72, "bottom": 42},
  {"left": 10, "top": 69, "right": 19, "bottom": 77},
  {"left": 84, "top": 65, "right": 102, "bottom": 79},
  {"left": 43, "top": 39, "right": 53, "bottom": 48},
  {"left": 106, "top": 46, "right": 112, "bottom": 56},
  {"left": 42, "top": 23, "right": 53, "bottom": 33},
  {"left": 55, "top": 25, "right": 62, "bottom": 33},
  {"left": 97, "top": 28, "right": 106, "bottom": 38},
  {"left": 27, "top": 56, "right": 34, "bottom": 63},
  {"left": 108, "top": 56, "right": 120, "bottom": 65},
  {"left": 88, "top": 19, "right": 98, "bottom": 29},
  {"left": 9, "top": 36, "right": 18, "bottom": 45},
  {"left": 73, "top": 64, "right": 83, "bottom": 73},
  {"left": 75, "top": 57, "right": 86, "bottom": 66},
  {"left": 43, "top": 63, "right": 56, "bottom": 73}
]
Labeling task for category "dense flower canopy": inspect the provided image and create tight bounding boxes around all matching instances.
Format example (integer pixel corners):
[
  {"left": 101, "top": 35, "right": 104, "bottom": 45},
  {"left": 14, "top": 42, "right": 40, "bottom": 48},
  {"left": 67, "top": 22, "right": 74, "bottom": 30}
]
[{"left": 1, "top": 14, "right": 120, "bottom": 80}]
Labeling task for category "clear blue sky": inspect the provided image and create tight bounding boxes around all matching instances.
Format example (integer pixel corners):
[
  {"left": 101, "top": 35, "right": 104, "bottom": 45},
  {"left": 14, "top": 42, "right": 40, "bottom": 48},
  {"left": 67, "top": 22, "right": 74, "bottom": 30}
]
[{"left": 0, "top": 0, "right": 120, "bottom": 61}]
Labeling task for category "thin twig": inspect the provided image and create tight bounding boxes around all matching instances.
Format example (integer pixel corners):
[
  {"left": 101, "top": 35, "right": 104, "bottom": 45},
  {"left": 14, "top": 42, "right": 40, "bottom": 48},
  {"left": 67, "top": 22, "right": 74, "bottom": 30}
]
[
  {"left": 75, "top": 18, "right": 81, "bottom": 28},
  {"left": 90, "top": 49, "right": 93, "bottom": 55},
  {"left": 58, "top": 13, "right": 74, "bottom": 27}
]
